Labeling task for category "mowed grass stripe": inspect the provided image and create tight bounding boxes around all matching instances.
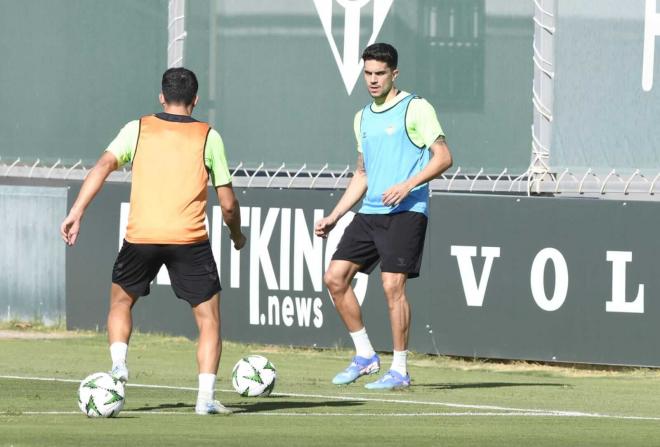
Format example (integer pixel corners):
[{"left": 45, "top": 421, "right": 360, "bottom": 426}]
[
  {"left": 2, "top": 374, "right": 659, "bottom": 421},
  {"left": 5, "top": 410, "right": 660, "bottom": 421}
]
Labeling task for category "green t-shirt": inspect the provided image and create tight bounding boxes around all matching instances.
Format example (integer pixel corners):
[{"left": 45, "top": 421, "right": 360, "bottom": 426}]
[
  {"left": 105, "top": 118, "right": 232, "bottom": 187},
  {"left": 353, "top": 91, "right": 444, "bottom": 153}
]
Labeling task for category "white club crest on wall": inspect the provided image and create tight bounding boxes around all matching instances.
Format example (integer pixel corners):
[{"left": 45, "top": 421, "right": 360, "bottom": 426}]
[{"left": 314, "top": 0, "right": 394, "bottom": 95}]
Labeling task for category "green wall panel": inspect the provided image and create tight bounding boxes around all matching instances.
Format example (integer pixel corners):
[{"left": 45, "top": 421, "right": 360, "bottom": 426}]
[
  {"left": 186, "top": 0, "right": 534, "bottom": 173},
  {"left": 0, "top": 0, "right": 167, "bottom": 165}
]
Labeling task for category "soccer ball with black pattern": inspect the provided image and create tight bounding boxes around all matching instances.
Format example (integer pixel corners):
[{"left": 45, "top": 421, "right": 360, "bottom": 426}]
[
  {"left": 231, "top": 355, "right": 277, "bottom": 397},
  {"left": 77, "top": 372, "right": 125, "bottom": 417}
]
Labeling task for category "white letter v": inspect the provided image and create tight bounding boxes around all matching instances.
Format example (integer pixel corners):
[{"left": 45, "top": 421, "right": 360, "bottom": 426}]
[{"left": 451, "top": 246, "right": 501, "bottom": 307}]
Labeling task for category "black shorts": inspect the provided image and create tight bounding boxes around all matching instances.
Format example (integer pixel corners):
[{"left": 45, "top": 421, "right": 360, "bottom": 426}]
[
  {"left": 111, "top": 239, "right": 221, "bottom": 306},
  {"left": 331, "top": 211, "right": 428, "bottom": 279}
]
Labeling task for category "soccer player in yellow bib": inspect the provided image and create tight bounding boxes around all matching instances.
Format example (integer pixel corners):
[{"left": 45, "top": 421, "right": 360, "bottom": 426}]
[
  {"left": 316, "top": 43, "right": 453, "bottom": 389},
  {"left": 61, "top": 68, "right": 245, "bottom": 414}
]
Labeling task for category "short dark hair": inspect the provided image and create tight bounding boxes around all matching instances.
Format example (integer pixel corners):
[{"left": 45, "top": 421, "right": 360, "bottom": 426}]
[
  {"left": 362, "top": 43, "right": 398, "bottom": 69},
  {"left": 161, "top": 67, "right": 198, "bottom": 105}
]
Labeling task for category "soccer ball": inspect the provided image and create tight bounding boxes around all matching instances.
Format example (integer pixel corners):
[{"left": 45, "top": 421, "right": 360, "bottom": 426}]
[
  {"left": 231, "top": 355, "right": 277, "bottom": 397},
  {"left": 77, "top": 372, "right": 125, "bottom": 417}
]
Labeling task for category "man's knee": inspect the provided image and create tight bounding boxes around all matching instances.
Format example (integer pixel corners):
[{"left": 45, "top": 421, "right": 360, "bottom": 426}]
[
  {"left": 193, "top": 295, "right": 220, "bottom": 327},
  {"left": 324, "top": 269, "right": 349, "bottom": 296},
  {"left": 382, "top": 275, "right": 406, "bottom": 302},
  {"left": 110, "top": 284, "right": 138, "bottom": 308},
  {"left": 196, "top": 315, "right": 220, "bottom": 337}
]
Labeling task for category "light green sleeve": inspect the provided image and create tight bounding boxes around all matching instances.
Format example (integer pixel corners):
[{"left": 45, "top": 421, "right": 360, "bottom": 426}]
[
  {"left": 406, "top": 98, "right": 444, "bottom": 149},
  {"left": 353, "top": 110, "right": 363, "bottom": 153},
  {"left": 204, "top": 129, "right": 232, "bottom": 187},
  {"left": 104, "top": 120, "right": 139, "bottom": 167}
]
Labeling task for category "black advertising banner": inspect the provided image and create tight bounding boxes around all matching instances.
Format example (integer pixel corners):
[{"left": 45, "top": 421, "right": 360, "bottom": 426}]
[{"left": 66, "top": 184, "right": 660, "bottom": 367}]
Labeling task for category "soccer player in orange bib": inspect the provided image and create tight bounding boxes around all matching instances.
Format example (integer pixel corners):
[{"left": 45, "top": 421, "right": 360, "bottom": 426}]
[{"left": 61, "top": 68, "right": 245, "bottom": 414}]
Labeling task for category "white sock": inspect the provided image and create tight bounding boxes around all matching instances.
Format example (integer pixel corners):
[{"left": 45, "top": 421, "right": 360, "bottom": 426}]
[
  {"left": 350, "top": 327, "right": 376, "bottom": 359},
  {"left": 110, "top": 342, "right": 128, "bottom": 368},
  {"left": 390, "top": 350, "right": 408, "bottom": 376},
  {"left": 197, "top": 373, "right": 216, "bottom": 403}
]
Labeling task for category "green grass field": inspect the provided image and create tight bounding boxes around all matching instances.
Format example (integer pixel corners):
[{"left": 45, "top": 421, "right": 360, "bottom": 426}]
[{"left": 1, "top": 330, "right": 660, "bottom": 446}]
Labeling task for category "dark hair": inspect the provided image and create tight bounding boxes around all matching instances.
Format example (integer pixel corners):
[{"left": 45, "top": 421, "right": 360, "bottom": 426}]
[
  {"left": 362, "top": 43, "right": 398, "bottom": 69},
  {"left": 161, "top": 67, "right": 198, "bottom": 105}
]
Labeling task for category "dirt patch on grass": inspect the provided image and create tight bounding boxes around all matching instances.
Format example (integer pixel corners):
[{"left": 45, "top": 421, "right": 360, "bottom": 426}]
[
  {"left": 408, "top": 355, "right": 660, "bottom": 378},
  {"left": 0, "top": 330, "right": 93, "bottom": 340}
]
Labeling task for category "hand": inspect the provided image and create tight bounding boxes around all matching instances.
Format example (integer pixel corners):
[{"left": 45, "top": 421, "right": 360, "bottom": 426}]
[
  {"left": 60, "top": 212, "right": 82, "bottom": 246},
  {"left": 231, "top": 232, "right": 247, "bottom": 250},
  {"left": 315, "top": 215, "right": 338, "bottom": 239},
  {"left": 382, "top": 182, "right": 413, "bottom": 207}
]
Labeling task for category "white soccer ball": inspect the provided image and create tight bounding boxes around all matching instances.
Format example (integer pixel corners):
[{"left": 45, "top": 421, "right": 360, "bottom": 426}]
[
  {"left": 78, "top": 372, "right": 125, "bottom": 417},
  {"left": 232, "top": 355, "right": 277, "bottom": 397}
]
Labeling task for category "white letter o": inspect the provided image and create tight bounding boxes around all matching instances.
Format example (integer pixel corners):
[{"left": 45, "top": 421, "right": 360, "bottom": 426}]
[{"left": 530, "top": 248, "right": 569, "bottom": 312}]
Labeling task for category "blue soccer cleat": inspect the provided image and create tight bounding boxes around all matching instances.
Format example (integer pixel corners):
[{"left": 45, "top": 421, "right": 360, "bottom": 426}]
[
  {"left": 364, "top": 369, "right": 411, "bottom": 390},
  {"left": 332, "top": 354, "right": 380, "bottom": 385}
]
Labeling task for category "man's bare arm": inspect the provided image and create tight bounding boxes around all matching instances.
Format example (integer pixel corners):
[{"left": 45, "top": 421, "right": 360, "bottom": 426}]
[
  {"left": 60, "top": 151, "right": 118, "bottom": 245},
  {"left": 215, "top": 183, "right": 246, "bottom": 250},
  {"left": 315, "top": 153, "right": 368, "bottom": 238}
]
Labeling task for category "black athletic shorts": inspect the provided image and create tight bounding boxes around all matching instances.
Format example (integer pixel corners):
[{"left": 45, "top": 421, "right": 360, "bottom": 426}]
[
  {"left": 111, "top": 239, "right": 221, "bottom": 306},
  {"left": 331, "top": 211, "right": 428, "bottom": 279}
]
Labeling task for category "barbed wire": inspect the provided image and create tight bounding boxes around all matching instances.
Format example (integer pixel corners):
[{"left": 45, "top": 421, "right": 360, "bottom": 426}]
[{"left": 0, "top": 157, "right": 658, "bottom": 197}]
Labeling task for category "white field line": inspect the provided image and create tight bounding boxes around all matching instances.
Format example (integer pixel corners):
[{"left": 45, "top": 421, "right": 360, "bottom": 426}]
[
  {"left": 1, "top": 374, "right": 659, "bottom": 422},
  {"left": 0, "top": 411, "right": 558, "bottom": 416},
  {"left": 0, "top": 411, "right": 579, "bottom": 416}
]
